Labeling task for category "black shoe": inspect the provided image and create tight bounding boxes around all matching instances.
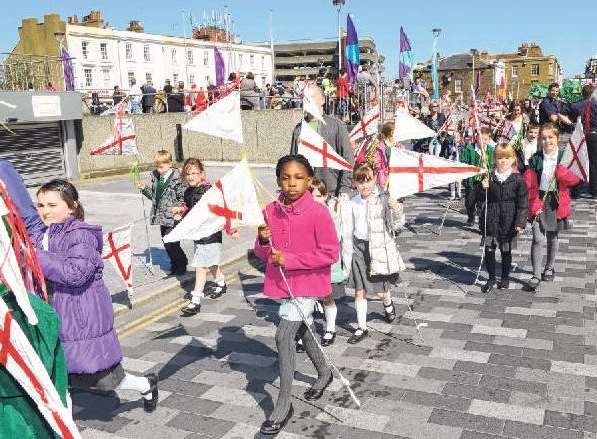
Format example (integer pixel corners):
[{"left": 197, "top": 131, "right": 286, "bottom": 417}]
[
  {"left": 481, "top": 279, "right": 496, "bottom": 294},
  {"left": 168, "top": 267, "right": 187, "bottom": 276},
  {"left": 383, "top": 302, "right": 396, "bottom": 323},
  {"left": 295, "top": 340, "right": 305, "bottom": 353},
  {"left": 321, "top": 331, "right": 336, "bottom": 347},
  {"left": 142, "top": 373, "right": 159, "bottom": 413},
  {"left": 181, "top": 301, "right": 201, "bottom": 316},
  {"left": 525, "top": 276, "right": 541, "bottom": 292},
  {"left": 466, "top": 218, "right": 475, "bottom": 226},
  {"left": 542, "top": 268, "right": 555, "bottom": 282},
  {"left": 497, "top": 279, "right": 510, "bottom": 290},
  {"left": 206, "top": 282, "right": 227, "bottom": 299},
  {"left": 304, "top": 374, "right": 333, "bottom": 401},
  {"left": 260, "top": 404, "right": 294, "bottom": 436},
  {"left": 347, "top": 328, "right": 369, "bottom": 344}
]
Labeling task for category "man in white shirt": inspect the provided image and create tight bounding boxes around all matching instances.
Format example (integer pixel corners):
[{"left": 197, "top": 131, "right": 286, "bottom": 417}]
[{"left": 129, "top": 79, "right": 142, "bottom": 114}]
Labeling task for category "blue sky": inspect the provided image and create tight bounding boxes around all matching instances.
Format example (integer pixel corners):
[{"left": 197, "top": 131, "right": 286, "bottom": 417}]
[{"left": 2, "top": 0, "right": 596, "bottom": 77}]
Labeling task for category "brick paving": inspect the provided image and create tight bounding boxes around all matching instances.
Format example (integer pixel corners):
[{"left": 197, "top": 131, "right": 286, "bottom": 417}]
[{"left": 73, "top": 190, "right": 597, "bottom": 438}]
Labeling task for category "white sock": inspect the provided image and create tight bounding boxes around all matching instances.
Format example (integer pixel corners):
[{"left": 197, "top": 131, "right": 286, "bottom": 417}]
[
  {"left": 117, "top": 372, "right": 151, "bottom": 399},
  {"left": 324, "top": 305, "right": 337, "bottom": 333},
  {"left": 382, "top": 292, "right": 392, "bottom": 307},
  {"left": 191, "top": 290, "right": 203, "bottom": 305},
  {"left": 214, "top": 275, "right": 226, "bottom": 286},
  {"left": 355, "top": 299, "right": 367, "bottom": 330}
]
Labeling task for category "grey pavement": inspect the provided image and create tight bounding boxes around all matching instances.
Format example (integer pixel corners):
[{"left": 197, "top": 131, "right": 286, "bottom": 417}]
[{"left": 72, "top": 187, "right": 597, "bottom": 439}]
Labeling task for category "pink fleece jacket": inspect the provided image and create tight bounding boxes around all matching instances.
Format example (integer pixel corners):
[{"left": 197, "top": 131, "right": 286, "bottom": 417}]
[{"left": 254, "top": 191, "right": 339, "bottom": 299}]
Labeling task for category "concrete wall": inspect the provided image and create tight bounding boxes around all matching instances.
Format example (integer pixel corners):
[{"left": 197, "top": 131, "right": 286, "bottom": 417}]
[{"left": 79, "top": 109, "right": 302, "bottom": 178}]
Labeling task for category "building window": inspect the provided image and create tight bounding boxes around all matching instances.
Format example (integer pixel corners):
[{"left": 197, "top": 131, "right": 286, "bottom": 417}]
[
  {"left": 203, "top": 51, "right": 209, "bottom": 66},
  {"left": 125, "top": 42, "right": 132, "bottom": 60},
  {"left": 100, "top": 43, "right": 108, "bottom": 60},
  {"left": 531, "top": 64, "right": 540, "bottom": 76},
  {"left": 102, "top": 68, "right": 110, "bottom": 88},
  {"left": 128, "top": 72, "right": 135, "bottom": 88},
  {"left": 173, "top": 73, "right": 179, "bottom": 84},
  {"left": 261, "top": 56, "right": 265, "bottom": 70},
  {"left": 171, "top": 48, "right": 177, "bottom": 63},
  {"left": 250, "top": 54, "right": 255, "bottom": 67},
  {"left": 82, "top": 41, "right": 89, "bottom": 59},
  {"left": 187, "top": 49, "right": 193, "bottom": 65},
  {"left": 511, "top": 66, "right": 518, "bottom": 78},
  {"left": 144, "top": 45, "right": 150, "bottom": 62},
  {"left": 84, "top": 68, "right": 92, "bottom": 87},
  {"left": 205, "top": 75, "right": 210, "bottom": 84},
  {"left": 454, "top": 79, "right": 462, "bottom": 93},
  {"left": 189, "top": 73, "right": 195, "bottom": 85},
  {"left": 145, "top": 72, "right": 152, "bottom": 85},
  {"left": 238, "top": 54, "right": 243, "bottom": 66}
]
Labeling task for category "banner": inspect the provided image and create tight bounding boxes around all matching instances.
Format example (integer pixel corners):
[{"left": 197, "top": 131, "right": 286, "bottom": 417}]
[
  {"left": 298, "top": 121, "right": 353, "bottom": 171},
  {"left": 102, "top": 224, "right": 134, "bottom": 293},
  {"left": 184, "top": 90, "right": 243, "bottom": 144}
]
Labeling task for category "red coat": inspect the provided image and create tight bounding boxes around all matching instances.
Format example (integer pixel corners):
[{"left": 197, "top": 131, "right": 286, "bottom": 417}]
[
  {"left": 336, "top": 76, "right": 349, "bottom": 98},
  {"left": 524, "top": 163, "right": 580, "bottom": 221}
]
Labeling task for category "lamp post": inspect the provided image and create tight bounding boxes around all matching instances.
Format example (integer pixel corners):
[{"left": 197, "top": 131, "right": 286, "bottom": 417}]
[
  {"left": 333, "top": 0, "right": 345, "bottom": 73},
  {"left": 431, "top": 28, "right": 441, "bottom": 100},
  {"left": 53, "top": 32, "right": 66, "bottom": 90}
]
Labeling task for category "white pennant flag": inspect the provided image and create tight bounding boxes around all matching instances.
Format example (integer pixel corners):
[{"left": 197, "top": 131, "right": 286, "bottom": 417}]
[
  {"left": 91, "top": 117, "right": 138, "bottom": 156},
  {"left": 184, "top": 90, "right": 243, "bottom": 144},
  {"left": 298, "top": 121, "right": 353, "bottom": 171},
  {"left": 350, "top": 105, "right": 380, "bottom": 142},
  {"left": 389, "top": 149, "right": 483, "bottom": 199},
  {"left": 102, "top": 224, "right": 134, "bottom": 294},
  {"left": 0, "top": 296, "right": 82, "bottom": 439},
  {"left": 393, "top": 110, "right": 437, "bottom": 142},
  {"left": 164, "top": 160, "right": 264, "bottom": 243},
  {"left": 561, "top": 118, "right": 589, "bottom": 182}
]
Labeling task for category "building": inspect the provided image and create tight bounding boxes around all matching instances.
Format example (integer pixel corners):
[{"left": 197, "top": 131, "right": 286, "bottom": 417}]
[
  {"left": 273, "top": 38, "right": 382, "bottom": 85},
  {"left": 414, "top": 43, "right": 561, "bottom": 102},
  {"left": 7, "top": 10, "right": 274, "bottom": 93},
  {"left": 586, "top": 55, "right": 597, "bottom": 79}
]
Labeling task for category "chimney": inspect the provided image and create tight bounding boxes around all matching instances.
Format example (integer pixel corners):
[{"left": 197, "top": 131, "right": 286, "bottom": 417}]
[
  {"left": 81, "top": 10, "right": 104, "bottom": 27},
  {"left": 470, "top": 48, "right": 479, "bottom": 56},
  {"left": 68, "top": 15, "right": 78, "bottom": 24},
  {"left": 126, "top": 20, "right": 144, "bottom": 33}
]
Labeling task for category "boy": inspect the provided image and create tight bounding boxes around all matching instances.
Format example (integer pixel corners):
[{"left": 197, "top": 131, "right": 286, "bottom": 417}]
[
  {"left": 138, "top": 150, "right": 188, "bottom": 275},
  {"left": 459, "top": 127, "right": 495, "bottom": 226},
  {"left": 522, "top": 124, "right": 540, "bottom": 167}
]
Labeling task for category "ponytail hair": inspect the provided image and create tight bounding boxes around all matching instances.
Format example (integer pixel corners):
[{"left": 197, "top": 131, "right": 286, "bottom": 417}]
[{"left": 37, "top": 179, "right": 84, "bottom": 220}]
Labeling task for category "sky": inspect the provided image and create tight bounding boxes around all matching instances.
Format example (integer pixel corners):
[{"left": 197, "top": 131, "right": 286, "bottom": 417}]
[{"left": 2, "top": 0, "right": 596, "bottom": 78}]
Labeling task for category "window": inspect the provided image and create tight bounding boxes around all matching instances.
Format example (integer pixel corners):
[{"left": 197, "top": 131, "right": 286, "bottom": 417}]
[
  {"left": 250, "top": 54, "right": 255, "bottom": 67},
  {"left": 173, "top": 73, "right": 179, "bottom": 83},
  {"left": 128, "top": 72, "right": 135, "bottom": 88},
  {"left": 511, "top": 66, "right": 518, "bottom": 78},
  {"left": 171, "top": 48, "right": 177, "bottom": 63},
  {"left": 144, "top": 45, "right": 150, "bottom": 62},
  {"left": 238, "top": 54, "right": 243, "bottom": 66},
  {"left": 261, "top": 56, "right": 265, "bottom": 70},
  {"left": 145, "top": 72, "right": 153, "bottom": 86},
  {"left": 84, "top": 68, "right": 92, "bottom": 87},
  {"left": 531, "top": 64, "right": 540, "bottom": 76},
  {"left": 100, "top": 43, "right": 108, "bottom": 60},
  {"left": 189, "top": 73, "right": 195, "bottom": 85},
  {"left": 102, "top": 68, "right": 110, "bottom": 88},
  {"left": 187, "top": 49, "right": 193, "bottom": 65},
  {"left": 454, "top": 79, "right": 462, "bottom": 93},
  {"left": 205, "top": 75, "right": 210, "bottom": 85},
  {"left": 82, "top": 41, "right": 89, "bottom": 59},
  {"left": 203, "top": 51, "right": 209, "bottom": 66},
  {"left": 125, "top": 42, "right": 132, "bottom": 60}
]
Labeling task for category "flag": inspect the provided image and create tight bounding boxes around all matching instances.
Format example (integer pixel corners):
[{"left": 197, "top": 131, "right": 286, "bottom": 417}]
[
  {"left": 498, "top": 120, "right": 518, "bottom": 144},
  {"left": 431, "top": 33, "right": 440, "bottom": 100},
  {"left": 100, "top": 97, "right": 128, "bottom": 117},
  {"left": 388, "top": 149, "right": 483, "bottom": 199},
  {"left": 102, "top": 224, "right": 134, "bottom": 294},
  {"left": 184, "top": 90, "right": 243, "bottom": 144},
  {"left": 298, "top": 121, "right": 353, "bottom": 171},
  {"left": 164, "top": 160, "right": 264, "bottom": 243},
  {"left": 495, "top": 61, "right": 507, "bottom": 103},
  {"left": 91, "top": 117, "right": 137, "bottom": 155},
  {"left": 350, "top": 105, "right": 380, "bottom": 142},
  {"left": 214, "top": 46, "right": 225, "bottom": 86},
  {"left": 60, "top": 45, "right": 75, "bottom": 92},
  {"left": 345, "top": 14, "right": 360, "bottom": 86},
  {"left": 0, "top": 296, "right": 82, "bottom": 439},
  {"left": 561, "top": 118, "right": 589, "bottom": 181},
  {"left": 398, "top": 27, "right": 412, "bottom": 79},
  {"left": 393, "top": 110, "right": 437, "bottom": 142},
  {"left": 302, "top": 85, "right": 326, "bottom": 124}
]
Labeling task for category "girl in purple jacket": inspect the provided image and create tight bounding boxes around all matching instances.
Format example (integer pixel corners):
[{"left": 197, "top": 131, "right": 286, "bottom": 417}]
[{"left": 255, "top": 155, "right": 339, "bottom": 436}]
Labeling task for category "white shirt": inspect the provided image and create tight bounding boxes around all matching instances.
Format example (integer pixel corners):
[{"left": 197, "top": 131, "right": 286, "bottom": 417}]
[
  {"left": 495, "top": 168, "right": 512, "bottom": 183},
  {"left": 523, "top": 138, "right": 538, "bottom": 165},
  {"left": 130, "top": 84, "right": 142, "bottom": 103},
  {"left": 160, "top": 168, "right": 173, "bottom": 183},
  {"left": 351, "top": 195, "right": 369, "bottom": 240},
  {"left": 540, "top": 151, "right": 558, "bottom": 191}
]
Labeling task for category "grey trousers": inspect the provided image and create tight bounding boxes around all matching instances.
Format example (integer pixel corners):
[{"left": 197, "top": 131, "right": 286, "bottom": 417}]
[{"left": 531, "top": 221, "right": 559, "bottom": 277}]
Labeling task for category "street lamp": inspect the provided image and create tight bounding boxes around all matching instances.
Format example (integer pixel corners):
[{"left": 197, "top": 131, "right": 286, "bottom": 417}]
[
  {"left": 333, "top": 0, "right": 345, "bottom": 73},
  {"left": 431, "top": 28, "right": 441, "bottom": 100}
]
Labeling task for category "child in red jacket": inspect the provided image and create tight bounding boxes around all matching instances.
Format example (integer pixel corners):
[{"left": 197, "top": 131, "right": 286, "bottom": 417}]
[{"left": 524, "top": 122, "right": 580, "bottom": 291}]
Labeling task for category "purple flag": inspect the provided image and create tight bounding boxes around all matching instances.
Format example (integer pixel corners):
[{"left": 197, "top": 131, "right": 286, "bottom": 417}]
[
  {"left": 400, "top": 27, "right": 411, "bottom": 52},
  {"left": 344, "top": 15, "right": 360, "bottom": 85},
  {"left": 60, "top": 45, "right": 75, "bottom": 91},
  {"left": 214, "top": 47, "right": 225, "bottom": 86},
  {"left": 399, "top": 27, "right": 413, "bottom": 79}
]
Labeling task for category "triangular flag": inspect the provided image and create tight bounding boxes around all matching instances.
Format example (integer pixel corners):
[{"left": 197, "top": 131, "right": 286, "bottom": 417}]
[
  {"left": 184, "top": 90, "right": 243, "bottom": 144},
  {"left": 393, "top": 110, "right": 437, "bottom": 142},
  {"left": 164, "top": 160, "right": 263, "bottom": 243},
  {"left": 0, "top": 296, "right": 82, "bottom": 439},
  {"left": 302, "top": 86, "right": 325, "bottom": 124},
  {"left": 298, "top": 121, "right": 353, "bottom": 171},
  {"left": 389, "top": 149, "right": 483, "bottom": 199},
  {"left": 91, "top": 117, "right": 137, "bottom": 156},
  {"left": 100, "top": 98, "right": 128, "bottom": 116},
  {"left": 561, "top": 118, "right": 589, "bottom": 181},
  {"left": 350, "top": 105, "right": 380, "bottom": 142},
  {"left": 102, "top": 224, "right": 134, "bottom": 294}
]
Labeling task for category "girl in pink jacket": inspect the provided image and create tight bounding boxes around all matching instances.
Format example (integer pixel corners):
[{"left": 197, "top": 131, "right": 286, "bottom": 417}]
[{"left": 254, "top": 154, "right": 339, "bottom": 436}]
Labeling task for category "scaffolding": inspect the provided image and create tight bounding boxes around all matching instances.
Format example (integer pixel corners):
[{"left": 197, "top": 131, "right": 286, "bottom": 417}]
[{"left": 0, "top": 52, "right": 66, "bottom": 91}]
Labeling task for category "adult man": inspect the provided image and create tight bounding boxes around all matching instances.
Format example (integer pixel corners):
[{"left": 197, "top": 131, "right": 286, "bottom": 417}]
[
  {"left": 539, "top": 83, "right": 571, "bottom": 126},
  {"left": 585, "top": 88, "right": 597, "bottom": 198},
  {"left": 290, "top": 84, "right": 354, "bottom": 197},
  {"left": 422, "top": 100, "right": 447, "bottom": 155},
  {"left": 141, "top": 81, "right": 156, "bottom": 113},
  {"left": 129, "top": 79, "right": 142, "bottom": 114}
]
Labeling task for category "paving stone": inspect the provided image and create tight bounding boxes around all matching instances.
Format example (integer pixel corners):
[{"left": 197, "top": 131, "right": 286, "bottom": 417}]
[
  {"left": 509, "top": 391, "right": 586, "bottom": 416},
  {"left": 166, "top": 412, "right": 236, "bottom": 436},
  {"left": 200, "top": 386, "right": 267, "bottom": 407},
  {"left": 402, "top": 390, "right": 471, "bottom": 411},
  {"left": 471, "top": 325, "right": 527, "bottom": 339},
  {"left": 479, "top": 374, "right": 548, "bottom": 396},
  {"left": 505, "top": 307, "right": 558, "bottom": 317},
  {"left": 502, "top": 420, "right": 583, "bottom": 439},
  {"left": 453, "top": 361, "right": 517, "bottom": 378},
  {"left": 492, "top": 336, "right": 554, "bottom": 350},
  {"left": 428, "top": 408, "right": 504, "bottom": 435},
  {"left": 468, "top": 400, "right": 545, "bottom": 425},
  {"left": 443, "top": 382, "right": 511, "bottom": 403},
  {"left": 378, "top": 374, "right": 446, "bottom": 393},
  {"left": 113, "top": 422, "right": 193, "bottom": 439},
  {"left": 417, "top": 367, "right": 482, "bottom": 385},
  {"left": 360, "top": 359, "right": 421, "bottom": 376},
  {"left": 316, "top": 405, "right": 390, "bottom": 432},
  {"left": 430, "top": 347, "right": 491, "bottom": 363},
  {"left": 552, "top": 361, "right": 597, "bottom": 378},
  {"left": 488, "top": 353, "right": 552, "bottom": 370}
]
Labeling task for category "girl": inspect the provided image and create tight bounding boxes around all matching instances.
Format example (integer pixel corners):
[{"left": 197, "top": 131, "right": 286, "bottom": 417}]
[
  {"left": 524, "top": 123, "right": 580, "bottom": 291},
  {"left": 173, "top": 158, "right": 227, "bottom": 316},
  {"left": 23, "top": 180, "right": 158, "bottom": 412},
  {"left": 354, "top": 121, "right": 395, "bottom": 190},
  {"left": 255, "top": 155, "right": 338, "bottom": 436},
  {"left": 341, "top": 163, "right": 406, "bottom": 344},
  {"left": 478, "top": 144, "right": 528, "bottom": 294}
]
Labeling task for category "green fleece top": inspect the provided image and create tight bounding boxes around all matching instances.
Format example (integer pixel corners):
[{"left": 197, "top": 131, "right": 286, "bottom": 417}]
[{"left": 459, "top": 143, "right": 495, "bottom": 189}]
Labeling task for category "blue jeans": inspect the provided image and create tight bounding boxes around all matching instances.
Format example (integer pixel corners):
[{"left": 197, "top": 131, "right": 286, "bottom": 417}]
[{"left": 130, "top": 101, "right": 142, "bottom": 114}]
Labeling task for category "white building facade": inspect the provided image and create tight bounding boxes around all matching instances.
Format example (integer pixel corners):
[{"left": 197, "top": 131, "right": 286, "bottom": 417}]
[{"left": 65, "top": 24, "right": 273, "bottom": 94}]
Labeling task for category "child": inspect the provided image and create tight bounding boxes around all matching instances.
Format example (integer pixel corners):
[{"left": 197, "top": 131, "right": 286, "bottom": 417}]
[
  {"left": 460, "top": 126, "right": 495, "bottom": 226},
  {"left": 341, "top": 163, "right": 406, "bottom": 344},
  {"left": 524, "top": 123, "right": 580, "bottom": 291},
  {"left": 173, "top": 158, "right": 227, "bottom": 316},
  {"left": 255, "top": 155, "right": 338, "bottom": 436},
  {"left": 137, "top": 150, "right": 188, "bottom": 275},
  {"left": 478, "top": 144, "right": 528, "bottom": 293},
  {"left": 521, "top": 123, "right": 540, "bottom": 169},
  {"left": 446, "top": 131, "right": 464, "bottom": 200}
]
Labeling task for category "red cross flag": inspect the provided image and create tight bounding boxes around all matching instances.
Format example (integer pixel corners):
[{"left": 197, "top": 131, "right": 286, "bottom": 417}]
[
  {"left": 163, "top": 160, "right": 264, "bottom": 243},
  {"left": 561, "top": 118, "right": 589, "bottom": 182},
  {"left": 392, "top": 110, "right": 436, "bottom": 142},
  {"left": 298, "top": 121, "right": 353, "bottom": 171},
  {"left": 350, "top": 105, "right": 380, "bottom": 142},
  {"left": 91, "top": 117, "right": 138, "bottom": 156},
  {"left": 389, "top": 149, "right": 483, "bottom": 199},
  {"left": 184, "top": 90, "right": 243, "bottom": 144},
  {"left": 0, "top": 296, "right": 82, "bottom": 439},
  {"left": 102, "top": 224, "right": 134, "bottom": 294}
]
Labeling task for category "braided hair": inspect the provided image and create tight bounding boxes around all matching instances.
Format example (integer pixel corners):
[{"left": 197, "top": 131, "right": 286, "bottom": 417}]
[
  {"left": 275, "top": 154, "right": 314, "bottom": 178},
  {"left": 37, "top": 179, "right": 85, "bottom": 220}
]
